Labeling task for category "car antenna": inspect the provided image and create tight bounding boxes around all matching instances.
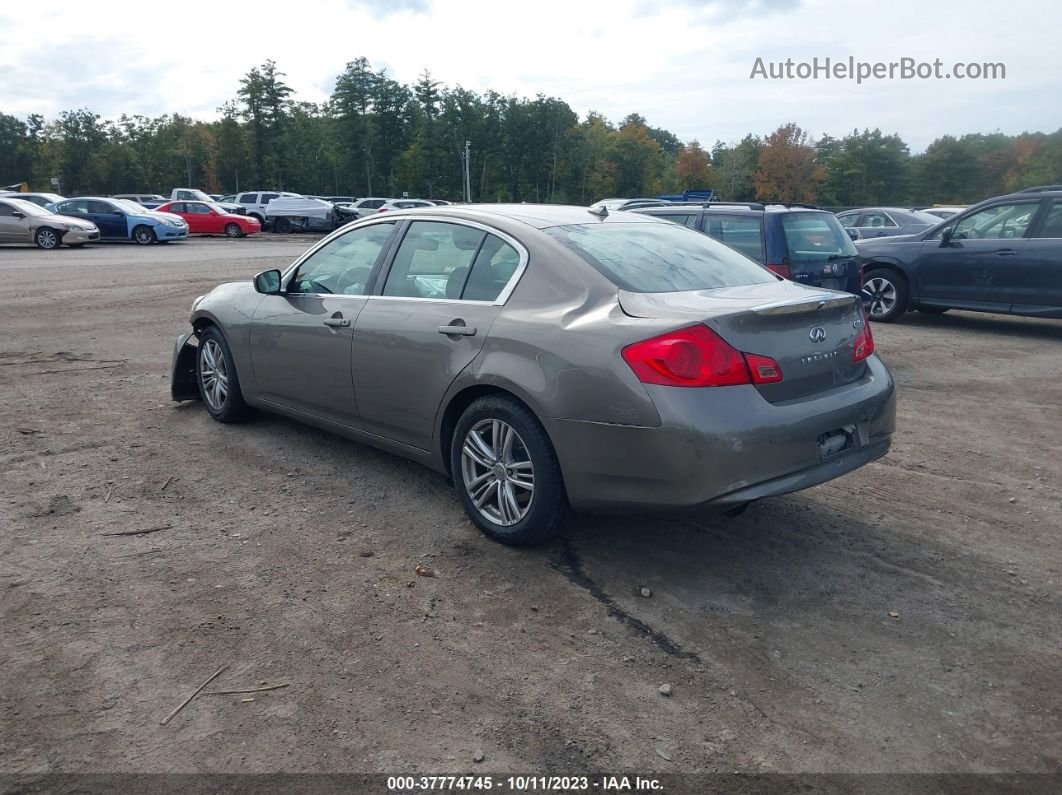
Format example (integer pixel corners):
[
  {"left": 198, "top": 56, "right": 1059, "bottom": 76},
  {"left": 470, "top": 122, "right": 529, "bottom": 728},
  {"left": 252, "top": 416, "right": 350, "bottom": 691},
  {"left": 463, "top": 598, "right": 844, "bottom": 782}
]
[{"left": 588, "top": 205, "right": 608, "bottom": 218}]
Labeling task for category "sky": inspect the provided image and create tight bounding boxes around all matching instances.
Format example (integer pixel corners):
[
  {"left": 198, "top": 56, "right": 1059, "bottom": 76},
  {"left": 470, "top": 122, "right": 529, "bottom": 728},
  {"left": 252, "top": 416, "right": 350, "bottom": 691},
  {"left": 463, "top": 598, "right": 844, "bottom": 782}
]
[{"left": 1, "top": 0, "right": 1060, "bottom": 152}]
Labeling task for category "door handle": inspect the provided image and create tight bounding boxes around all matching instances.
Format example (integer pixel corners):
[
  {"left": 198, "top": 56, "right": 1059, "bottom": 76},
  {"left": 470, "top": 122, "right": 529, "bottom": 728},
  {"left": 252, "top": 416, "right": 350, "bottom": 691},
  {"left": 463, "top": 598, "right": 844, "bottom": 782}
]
[
  {"left": 438, "top": 323, "right": 477, "bottom": 336},
  {"left": 323, "top": 317, "right": 350, "bottom": 328},
  {"left": 994, "top": 249, "right": 1019, "bottom": 256}
]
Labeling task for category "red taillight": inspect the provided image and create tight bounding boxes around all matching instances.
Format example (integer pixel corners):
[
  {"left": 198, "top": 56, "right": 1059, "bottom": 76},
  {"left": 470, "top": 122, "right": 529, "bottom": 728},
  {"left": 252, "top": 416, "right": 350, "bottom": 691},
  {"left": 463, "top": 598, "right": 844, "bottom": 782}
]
[
  {"left": 622, "top": 325, "right": 783, "bottom": 388},
  {"left": 852, "top": 321, "right": 874, "bottom": 363},
  {"left": 767, "top": 263, "right": 792, "bottom": 279},
  {"left": 377, "top": 207, "right": 389, "bottom": 212},
  {"left": 744, "top": 353, "right": 784, "bottom": 384}
]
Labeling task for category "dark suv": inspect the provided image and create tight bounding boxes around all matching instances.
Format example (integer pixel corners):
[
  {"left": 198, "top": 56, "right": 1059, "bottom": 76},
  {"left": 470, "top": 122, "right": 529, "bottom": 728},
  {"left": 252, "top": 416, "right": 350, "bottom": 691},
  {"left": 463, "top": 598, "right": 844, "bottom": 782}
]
[
  {"left": 634, "top": 203, "right": 863, "bottom": 296},
  {"left": 855, "top": 189, "right": 1062, "bottom": 321}
]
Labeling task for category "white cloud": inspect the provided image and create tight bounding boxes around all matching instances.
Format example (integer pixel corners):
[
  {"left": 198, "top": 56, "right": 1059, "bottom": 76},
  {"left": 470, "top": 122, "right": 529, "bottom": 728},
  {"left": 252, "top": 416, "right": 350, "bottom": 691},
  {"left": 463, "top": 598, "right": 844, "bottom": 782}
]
[{"left": 0, "top": 0, "right": 1059, "bottom": 150}]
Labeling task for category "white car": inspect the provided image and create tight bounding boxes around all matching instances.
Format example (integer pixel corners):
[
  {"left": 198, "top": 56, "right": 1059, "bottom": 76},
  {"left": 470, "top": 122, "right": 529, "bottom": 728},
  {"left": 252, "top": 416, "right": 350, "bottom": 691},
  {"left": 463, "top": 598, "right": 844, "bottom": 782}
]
[
  {"left": 918, "top": 206, "right": 967, "bottom": 220},
  {"left": 233, "top": 190, "right": 302, "bottom": 226},
  {"left": 376, "top": 199, "right": 434, "bottom": 214},
  {"left": 343, "top": 197, "right": 391, "bottom": 218},
  {"left": 0, "top": 192, "right": 66, "bottom": 209}
]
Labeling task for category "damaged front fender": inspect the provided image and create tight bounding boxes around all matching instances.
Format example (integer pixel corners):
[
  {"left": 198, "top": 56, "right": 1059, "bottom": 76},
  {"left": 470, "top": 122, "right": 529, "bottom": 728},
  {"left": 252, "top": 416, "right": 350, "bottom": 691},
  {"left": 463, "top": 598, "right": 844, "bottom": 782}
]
[{"left": 171, "top": 332, "right": 199, "bottom": 402}]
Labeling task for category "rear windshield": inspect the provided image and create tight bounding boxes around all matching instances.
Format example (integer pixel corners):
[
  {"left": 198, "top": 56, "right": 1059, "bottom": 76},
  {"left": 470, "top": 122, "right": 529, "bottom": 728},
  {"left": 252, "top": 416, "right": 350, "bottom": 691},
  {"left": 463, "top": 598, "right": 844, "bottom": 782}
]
[
  {"left": 780, "top": 213, "right": 858, "bottom": 262},
  {"left": 546, "top": 222, "right": 776, "bottom": 293}
]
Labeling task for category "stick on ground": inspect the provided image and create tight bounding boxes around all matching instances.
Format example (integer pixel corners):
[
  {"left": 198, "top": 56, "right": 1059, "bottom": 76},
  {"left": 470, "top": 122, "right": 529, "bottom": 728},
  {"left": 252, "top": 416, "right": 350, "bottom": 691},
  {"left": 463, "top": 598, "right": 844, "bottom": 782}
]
[
  {"left": 160, "top": 664, "right": 228, "bottom": 726},
  {"left": 101, "top": 524, "right": 171, "bottom": 537},
  {"left": 202, "top": 683, "right": 290, "bottom": 696}
]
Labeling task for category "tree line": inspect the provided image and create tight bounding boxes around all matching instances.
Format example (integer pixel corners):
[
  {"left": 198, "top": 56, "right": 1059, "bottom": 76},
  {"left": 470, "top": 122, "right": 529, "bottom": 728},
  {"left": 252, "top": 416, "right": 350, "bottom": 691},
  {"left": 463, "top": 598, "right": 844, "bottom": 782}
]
[{"left": 2, "top": 58, "right": 1060, "bottom": 207}]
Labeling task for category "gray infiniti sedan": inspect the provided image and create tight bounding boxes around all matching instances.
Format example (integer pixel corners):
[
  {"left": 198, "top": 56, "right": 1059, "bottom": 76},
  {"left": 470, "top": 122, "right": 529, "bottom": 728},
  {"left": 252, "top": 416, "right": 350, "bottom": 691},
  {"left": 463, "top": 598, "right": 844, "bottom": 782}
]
[{"left": 171, "top": 205, "right": 895, "bottom": 545}]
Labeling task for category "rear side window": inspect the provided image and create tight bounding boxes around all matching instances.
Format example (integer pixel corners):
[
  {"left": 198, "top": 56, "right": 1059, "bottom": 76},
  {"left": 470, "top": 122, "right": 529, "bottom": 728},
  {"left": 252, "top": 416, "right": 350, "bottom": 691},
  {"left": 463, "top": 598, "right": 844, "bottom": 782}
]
[
  {"left": 547, "top": 222, "right": 775, "bottom": 293},
  {"left": 261, "top": 193, "right": 279, "bottom": 204},
  {"left": 780, "top": 213, "right": 858, "bottom": 262},
  {"left": 461, "top": 236, "right": 521, "bottom": 301},
  {"left": 1035, "top": 200, "right": 1062, "bottom": 238},
  {"left": 383, "top": 221, "right": 486, "bottom": 298},
  {"left": 703, "top": 214, "right": 765, "bottom": 262},
  {"left": 237, "top": 193, "right": 256, "bottom": 203}
]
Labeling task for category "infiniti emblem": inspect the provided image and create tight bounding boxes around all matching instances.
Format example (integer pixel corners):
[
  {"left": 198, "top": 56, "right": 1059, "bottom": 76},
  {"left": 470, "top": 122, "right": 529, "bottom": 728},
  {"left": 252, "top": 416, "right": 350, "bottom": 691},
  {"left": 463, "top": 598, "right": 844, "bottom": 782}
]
[{"left": 809, "top": 326, "right": 827, "bottom": 343}]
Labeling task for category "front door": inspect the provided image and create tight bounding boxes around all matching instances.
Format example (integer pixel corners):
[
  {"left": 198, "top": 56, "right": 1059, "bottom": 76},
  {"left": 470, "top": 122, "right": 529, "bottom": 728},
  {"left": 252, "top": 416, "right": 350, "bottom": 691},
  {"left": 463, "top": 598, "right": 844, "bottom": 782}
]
[
  {"left": 916, "top": 200, "right": 1041, "bottom": 309},
  {"left": 248, "top": 220, "right": 400, "bottom": 427},
  {"left": 353, "top": 220, "right": 524, "bottom": 451},
  {"left": 88, "top": 200, "right": 129, "bottom": 239},
  {"left": 0, "top": 200, "right": 29, "bottom": 242}
]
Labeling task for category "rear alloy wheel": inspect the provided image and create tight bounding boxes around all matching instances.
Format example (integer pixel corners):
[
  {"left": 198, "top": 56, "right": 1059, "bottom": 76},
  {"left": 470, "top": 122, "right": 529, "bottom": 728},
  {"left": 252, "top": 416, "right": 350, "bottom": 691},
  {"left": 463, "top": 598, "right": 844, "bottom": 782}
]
[
  {"left": 863, "top": 268, "right": 909, "bottom": 322},
  {"left": 34, "top": 227, "right": 60, "bottom": 250},
  {"left": 196, "top": 326, "right": 249, "bottom": 423},
  {"left": 451, "top": 396, "right": 568, "bottom": 545},
  {"left": 133, "top": 225, "right": 157, "bottom": 245},
  {"left": 273, "top": 217, "right": 291, "bottom": 234},
  {"left": 224, "top": 223, "right": 243, "bottom": 238}
]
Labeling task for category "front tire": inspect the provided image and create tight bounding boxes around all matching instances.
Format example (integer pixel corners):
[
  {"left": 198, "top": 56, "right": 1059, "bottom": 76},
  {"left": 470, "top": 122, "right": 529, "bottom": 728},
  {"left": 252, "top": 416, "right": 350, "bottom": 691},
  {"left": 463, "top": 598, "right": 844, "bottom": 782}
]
[
  {"left": 224, "top": 223, "right": 243, "bottom": 238},
  {"left": 273, "top": 217, "right": 291, "bottom": 234},
  {"left": 133, "top": 225, "right": 157, "bottom": 245},
  {"left": 196, "top": 326, "right": 249, "bottom": 423},
  {"left": 34, "top": 227, "right": 60, "bottom": 250},
  {"left": 863, "top": 267, "right": 909, "bottom": 322},
  {"left": 451, "top": 395, "right": 568, "bottom": 546}
]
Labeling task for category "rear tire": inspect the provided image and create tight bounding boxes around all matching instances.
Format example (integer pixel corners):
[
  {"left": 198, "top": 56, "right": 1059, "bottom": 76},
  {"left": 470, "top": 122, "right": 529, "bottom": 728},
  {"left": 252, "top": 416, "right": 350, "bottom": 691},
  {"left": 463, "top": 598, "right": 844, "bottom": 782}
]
[
  {"left": 133, "top": 225, "right": 157, "bottom": 245},
  {"left": 451, "top": 395, "right": 568, "bottom": 546},
  {"left": 34, "top": 227, "right": 60, "bottom": 250},
  {"left": 196, "top": 326, "right": 250, "bottom": 423},
  {"left": 224, "top": 223, "right": 243, "bottom": 238},
  {"left": 273, "top": 217, "right": 291, "bottom": 234},
  {"left": 863, "top": 267, "right": 909, "bottom": 322}
]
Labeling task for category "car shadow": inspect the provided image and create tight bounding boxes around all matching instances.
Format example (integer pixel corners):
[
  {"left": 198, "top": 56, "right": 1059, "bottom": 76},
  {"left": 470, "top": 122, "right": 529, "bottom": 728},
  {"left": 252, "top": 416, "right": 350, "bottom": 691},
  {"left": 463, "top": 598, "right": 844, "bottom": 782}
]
[{"left": 898, "top": 310, "right": 1062, "bottom": 340}]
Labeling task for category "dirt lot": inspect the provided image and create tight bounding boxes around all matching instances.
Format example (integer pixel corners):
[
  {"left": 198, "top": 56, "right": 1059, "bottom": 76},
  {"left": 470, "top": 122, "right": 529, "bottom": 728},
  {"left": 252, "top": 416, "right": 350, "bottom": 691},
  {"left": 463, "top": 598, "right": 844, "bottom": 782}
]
[{"left": 1, "top": 237, "right": 1059, "bottom": 779}]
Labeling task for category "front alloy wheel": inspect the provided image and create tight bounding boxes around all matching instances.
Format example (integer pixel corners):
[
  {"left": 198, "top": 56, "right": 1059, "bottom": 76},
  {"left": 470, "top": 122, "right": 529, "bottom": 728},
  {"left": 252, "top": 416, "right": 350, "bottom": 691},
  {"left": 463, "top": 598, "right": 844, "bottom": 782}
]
[
  {"left": 195, "top": 326, "right": 249, "bottom": 422},
  {"left": 199, "top": 339, "right": 229, "bottom": 412},
  {"left": 461, "top": 419, "right": 535, "bottom": 526},
  {"left": 35, "top": 227, "right": 59, "bottom": 249}
]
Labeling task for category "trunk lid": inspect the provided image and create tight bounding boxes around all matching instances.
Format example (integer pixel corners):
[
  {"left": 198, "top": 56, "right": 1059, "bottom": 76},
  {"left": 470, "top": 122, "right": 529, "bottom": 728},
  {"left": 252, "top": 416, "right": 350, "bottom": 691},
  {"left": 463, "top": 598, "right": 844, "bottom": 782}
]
[{"left": 619, "top": 282, "right": 867, "bottom": 402}]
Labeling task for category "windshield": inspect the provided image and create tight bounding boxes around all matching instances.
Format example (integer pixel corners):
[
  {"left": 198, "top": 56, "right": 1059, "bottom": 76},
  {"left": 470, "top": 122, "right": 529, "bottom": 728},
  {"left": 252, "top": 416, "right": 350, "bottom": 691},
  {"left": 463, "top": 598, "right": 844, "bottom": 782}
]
[
  {"left": 546, "top": 222, "right": 776, "bottom": 293},
  {"left": 113, "top": 199, "right": 150, "bottom": 214}
]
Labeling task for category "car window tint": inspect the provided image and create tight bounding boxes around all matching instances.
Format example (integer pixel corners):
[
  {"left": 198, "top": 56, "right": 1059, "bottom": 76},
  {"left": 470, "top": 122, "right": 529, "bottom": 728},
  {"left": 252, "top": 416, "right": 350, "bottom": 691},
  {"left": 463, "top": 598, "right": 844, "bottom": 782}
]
[
  {"left": 237, "top": 193, "right": 255, "bottom": 203},
  {"left": 261, "top": 193, "right": 278, "bottom": 203},
  {"left": 58, "top": 200, "right": 87, "bottom": 214},
  {"left": 780, "top": 213, "right": 858, "bottom": 261},
  {"left": 189, "top": 203, "right": 210, "bottom": 214},
  {"left": 1035, "top": 200, "right": 1062, "bottom": 238},
  {"left": 837, "top": 213, "right": 857, "bottom": 228},
  {"left": 383, "top": 221, "right": 486, "bottom": 299},
  {"left": 547, "top": 222, "right": 775, "bottom": 293},
  {"left": 460, "top": 235, "right": 521, "bottom": 301},
  {"left": 703, "top": 214, "right": 765, "bottom": 262},
  {"left": 952, "top": 202, "right": 1036, "bottom": 240},
  {"left": 364, "top": 200, "right": 385, "bottom": 209},
  {"left": 88, "top": 200, "right": 115, "bottom": 214},
  {"left": 861, "top": 212, "right": 897, "bottom": 228},
  {"left": 289, "top": 221, "right": 397, "bottom": 295}
]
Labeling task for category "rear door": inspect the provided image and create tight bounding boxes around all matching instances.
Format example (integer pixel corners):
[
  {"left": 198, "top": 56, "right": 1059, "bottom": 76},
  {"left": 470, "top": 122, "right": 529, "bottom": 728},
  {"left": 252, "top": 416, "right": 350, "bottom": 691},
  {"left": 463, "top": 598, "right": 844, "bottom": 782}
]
[
  {"left": 248, "top": 220, "right": 400, "bottom": 426},
  {"left": 1018, "top": 198, "right": 1062, "bottom": 313},
  {"left": 352, "top": 219, "right": 525, "bottom": 450},
  {"left": 915, "top": 199, "right": 1040, "bottom": 309}
]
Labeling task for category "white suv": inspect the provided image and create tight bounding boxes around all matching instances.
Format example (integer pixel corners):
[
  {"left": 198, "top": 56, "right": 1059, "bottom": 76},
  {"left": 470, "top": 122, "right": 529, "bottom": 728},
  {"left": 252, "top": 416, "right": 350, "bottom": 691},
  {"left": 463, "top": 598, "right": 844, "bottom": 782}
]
[{"left": 234, "top": 191, "right": 302, "bottom": 226}]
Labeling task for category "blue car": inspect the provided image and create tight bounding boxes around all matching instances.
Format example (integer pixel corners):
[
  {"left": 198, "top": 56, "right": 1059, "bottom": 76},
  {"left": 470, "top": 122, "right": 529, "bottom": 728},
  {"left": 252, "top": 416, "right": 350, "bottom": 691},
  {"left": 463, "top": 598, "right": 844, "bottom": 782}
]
[{"left": 46, "top": 197, "right": 188, "bottom": 244}]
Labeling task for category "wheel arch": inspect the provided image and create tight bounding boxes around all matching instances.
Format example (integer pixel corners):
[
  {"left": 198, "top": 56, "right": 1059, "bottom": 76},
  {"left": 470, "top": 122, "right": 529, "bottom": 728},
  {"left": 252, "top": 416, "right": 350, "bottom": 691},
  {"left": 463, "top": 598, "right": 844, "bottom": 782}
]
[{"left": 437, "top": 382, "right": 555, "bottom": 480}]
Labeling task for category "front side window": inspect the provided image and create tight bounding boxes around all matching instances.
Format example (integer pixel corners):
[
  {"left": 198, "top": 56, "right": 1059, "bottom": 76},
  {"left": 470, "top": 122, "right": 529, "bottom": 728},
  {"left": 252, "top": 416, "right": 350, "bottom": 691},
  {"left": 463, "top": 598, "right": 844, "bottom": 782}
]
[
  {"left": 88, "top": 200, "right": 117, "bottom": 214},
  {"left": 383, "top": 221, "right": 487, "bottom": 299},
  {"left": 288, "top": 221, "right": 397, "bottom": 295},
  {"left": 547, "top": 221, "right": 775, "bottom": 293},
  {"left": 0, "top": 202, "right": 17, "bottom": 217},
  {"left": 951, "top": 202, "right": 1037, "bottom": 240}
]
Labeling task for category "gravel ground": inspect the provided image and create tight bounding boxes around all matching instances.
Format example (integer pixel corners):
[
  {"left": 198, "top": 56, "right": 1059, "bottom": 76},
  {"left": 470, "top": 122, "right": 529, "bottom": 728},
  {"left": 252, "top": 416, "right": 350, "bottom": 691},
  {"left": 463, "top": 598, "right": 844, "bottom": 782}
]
[{"left": 1, "top": 237, "right": 1059, "bottom": 779}]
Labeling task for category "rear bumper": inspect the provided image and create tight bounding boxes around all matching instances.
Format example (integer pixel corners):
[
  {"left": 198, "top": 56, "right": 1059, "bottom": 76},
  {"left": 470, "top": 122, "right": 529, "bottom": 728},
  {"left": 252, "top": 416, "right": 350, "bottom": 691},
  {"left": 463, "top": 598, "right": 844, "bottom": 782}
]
[{"left": 550, "top": 354, "right": 895, "bottom": 511}]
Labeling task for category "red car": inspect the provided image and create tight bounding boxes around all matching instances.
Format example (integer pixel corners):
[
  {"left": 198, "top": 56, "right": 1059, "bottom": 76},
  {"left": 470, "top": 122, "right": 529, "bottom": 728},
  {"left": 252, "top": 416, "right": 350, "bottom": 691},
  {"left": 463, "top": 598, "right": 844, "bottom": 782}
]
[{"left": 155, "top": 201, "right": 261, "bottom": 238}]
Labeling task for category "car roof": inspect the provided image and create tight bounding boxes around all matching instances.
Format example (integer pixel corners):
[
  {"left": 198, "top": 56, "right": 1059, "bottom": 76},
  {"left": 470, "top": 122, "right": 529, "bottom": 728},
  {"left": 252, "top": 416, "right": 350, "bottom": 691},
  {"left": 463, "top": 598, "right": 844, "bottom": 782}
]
[{"left": 380, "top": 203, "right": 665, "bottom": 229}]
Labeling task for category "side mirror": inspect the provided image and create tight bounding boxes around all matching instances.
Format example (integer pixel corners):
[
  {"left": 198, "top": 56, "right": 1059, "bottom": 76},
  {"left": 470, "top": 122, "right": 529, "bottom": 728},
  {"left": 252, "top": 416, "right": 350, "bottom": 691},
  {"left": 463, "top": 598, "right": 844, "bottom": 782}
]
[
  {"left": 254, "top": 269, "right": 282, "bottom": 295},
  {"left": 940, "top": 226, "right": 953, "bottom": 246},
  {"left": 112, "top": 210, "right": 124, "bottom": 216},
  {"left": 12, "top": 211, "right": 25, "bottom": 219},
  {"left": 846, "top": 228, "right": 860, "bottom": 241}
]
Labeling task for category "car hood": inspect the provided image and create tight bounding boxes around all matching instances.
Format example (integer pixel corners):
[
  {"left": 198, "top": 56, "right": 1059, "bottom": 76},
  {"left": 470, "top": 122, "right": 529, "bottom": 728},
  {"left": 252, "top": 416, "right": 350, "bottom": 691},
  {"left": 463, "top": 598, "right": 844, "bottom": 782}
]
[{"left": 148, "top": 211, "right": 186, "bottom": 223}]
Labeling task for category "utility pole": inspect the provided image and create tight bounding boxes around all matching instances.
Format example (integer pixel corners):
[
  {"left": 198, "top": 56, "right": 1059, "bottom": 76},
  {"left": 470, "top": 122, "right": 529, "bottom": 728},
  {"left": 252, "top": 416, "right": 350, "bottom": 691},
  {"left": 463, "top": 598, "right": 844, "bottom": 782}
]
[{"left": 464, "top": 140, "right": 472, "bottom": 203}]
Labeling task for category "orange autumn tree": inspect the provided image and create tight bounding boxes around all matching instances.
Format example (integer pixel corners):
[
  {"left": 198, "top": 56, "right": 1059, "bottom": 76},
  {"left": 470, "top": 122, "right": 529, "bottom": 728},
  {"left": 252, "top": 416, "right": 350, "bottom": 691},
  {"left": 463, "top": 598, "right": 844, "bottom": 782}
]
[
  {"left": 675, "top": 140, "right": 715, "bottom": 188},
  {"left": 754, "top": 123, "right": 825, "bottom": 203}
]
